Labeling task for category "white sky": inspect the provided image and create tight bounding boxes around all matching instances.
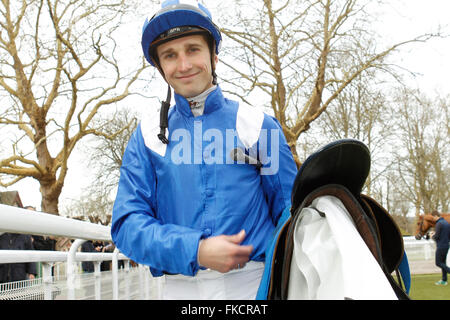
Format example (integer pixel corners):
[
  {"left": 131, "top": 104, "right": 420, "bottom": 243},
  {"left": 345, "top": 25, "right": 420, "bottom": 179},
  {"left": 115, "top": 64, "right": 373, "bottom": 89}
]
[
  {"left": 2, "top": 0, "right": 450, "bottom": 213},
  {"left": 372, "top": 0, "right": 450, "bottom": 94}
]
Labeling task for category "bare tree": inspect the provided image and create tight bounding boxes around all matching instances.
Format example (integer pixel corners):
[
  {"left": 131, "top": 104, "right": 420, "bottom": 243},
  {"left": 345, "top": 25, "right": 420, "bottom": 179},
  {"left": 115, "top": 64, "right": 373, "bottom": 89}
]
[
  {"left": 217, "top": 0, "right": 437, "bottom": 167},
  {"left": 87, "top": 107, "right": 138, "bottom": 195},
  {"left": 60, "top": 107, "right": 138, "bottom": 223},
  {"left": 390, "top": 89, "right": 449, "bottom": 217},
  {"left": 0, "top": 0, "right": 149, "bottom": 214},
  {"left": 313, "top": 72, "right": 394, "bottom": 196},
  {"left": 63, "top": 186, "right": 114, "bottom": 225}
]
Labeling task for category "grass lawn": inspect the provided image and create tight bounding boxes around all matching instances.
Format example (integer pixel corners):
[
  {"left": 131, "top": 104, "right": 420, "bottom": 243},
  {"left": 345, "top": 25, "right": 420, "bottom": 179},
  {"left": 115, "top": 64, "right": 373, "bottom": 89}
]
[{"left": 409, "top": 273, "right": 450, "bottom": 300}]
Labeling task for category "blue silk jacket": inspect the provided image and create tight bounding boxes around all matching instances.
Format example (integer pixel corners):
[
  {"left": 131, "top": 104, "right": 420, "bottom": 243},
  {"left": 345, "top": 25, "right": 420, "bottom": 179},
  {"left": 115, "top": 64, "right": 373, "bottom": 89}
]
[{"left": 111, "top": 86, "right": 297, "bottom": 277}]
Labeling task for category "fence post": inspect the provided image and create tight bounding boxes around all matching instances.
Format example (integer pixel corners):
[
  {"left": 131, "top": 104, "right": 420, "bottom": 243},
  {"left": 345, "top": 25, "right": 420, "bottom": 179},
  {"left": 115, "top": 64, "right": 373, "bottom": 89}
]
[
  {"left": 124, "top": 260, "right": 130, "bottom": 299},
  {"left": 424, "top": 241, "right": 432, "bottom": 260},
  {"left": 138, "top": 264, "right": 145, "bottom": 299},
  {"left": 94, "top": 261, "right": 102, "bottom": 300},
  {"left": 67, "top": 239, "right": 86, "bottom": 300},
  {"left": 144, "top": 266, "right": 150, "bottom": 300},
  {"left": 42, "top": 262, "right": 53, "bottom": 300},
  {"left": 112, "top": 247, "right": 119, "bottom": 300},
  {"left": 156, "top": 274, "right": 164, "bottom": 299}
]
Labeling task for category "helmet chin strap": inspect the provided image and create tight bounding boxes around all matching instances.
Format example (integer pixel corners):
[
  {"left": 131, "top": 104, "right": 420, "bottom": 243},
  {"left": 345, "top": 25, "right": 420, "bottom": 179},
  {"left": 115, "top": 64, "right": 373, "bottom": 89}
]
[{"left": 157, "top": 84, "right": 171, "bottom": 144}]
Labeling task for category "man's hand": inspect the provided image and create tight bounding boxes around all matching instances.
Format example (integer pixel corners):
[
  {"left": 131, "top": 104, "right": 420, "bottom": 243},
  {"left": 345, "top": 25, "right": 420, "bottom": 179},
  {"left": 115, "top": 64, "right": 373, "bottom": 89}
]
[{"left": 197, "top": 230, "right": 253, "bottom": 273}]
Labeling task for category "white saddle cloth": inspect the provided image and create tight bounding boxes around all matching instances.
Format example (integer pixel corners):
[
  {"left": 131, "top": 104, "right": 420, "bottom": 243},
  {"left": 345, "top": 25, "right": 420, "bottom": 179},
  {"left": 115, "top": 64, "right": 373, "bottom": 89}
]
[{"left": 287, "top": 195, "right": 397, "bottom": 300}]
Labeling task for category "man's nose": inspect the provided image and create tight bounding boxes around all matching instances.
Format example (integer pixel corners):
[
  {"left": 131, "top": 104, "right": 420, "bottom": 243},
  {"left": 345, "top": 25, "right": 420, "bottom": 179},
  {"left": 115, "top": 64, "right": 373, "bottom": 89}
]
[{"left": 178, "top": 54, "right": 192, "bottom": 71}]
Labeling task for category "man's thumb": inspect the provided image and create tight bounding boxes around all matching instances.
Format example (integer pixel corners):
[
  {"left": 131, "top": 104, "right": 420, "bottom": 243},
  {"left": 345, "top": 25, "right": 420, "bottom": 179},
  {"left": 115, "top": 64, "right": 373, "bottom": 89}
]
[{"left": 228, "top": 229, "right": 246, "bottom": 244}]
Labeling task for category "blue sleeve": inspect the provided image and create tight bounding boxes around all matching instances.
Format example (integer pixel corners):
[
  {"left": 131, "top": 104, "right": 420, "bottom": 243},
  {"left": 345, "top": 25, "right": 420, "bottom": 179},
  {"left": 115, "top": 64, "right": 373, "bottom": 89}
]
[
  {"left": 111, "top": 124, "right": 204, "bottom": 276},
  {"left": 258, "top": 115, "right": 297, "bottom": 225},
  {"left": 433, "top": 221, "right": 441, "bottom": 241}
]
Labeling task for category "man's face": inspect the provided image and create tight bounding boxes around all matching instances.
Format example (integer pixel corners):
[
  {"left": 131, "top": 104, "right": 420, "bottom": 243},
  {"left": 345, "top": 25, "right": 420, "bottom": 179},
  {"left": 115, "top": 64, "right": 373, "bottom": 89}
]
[{"left": 156, "top": 34, "right": 218, "bottom": 98}]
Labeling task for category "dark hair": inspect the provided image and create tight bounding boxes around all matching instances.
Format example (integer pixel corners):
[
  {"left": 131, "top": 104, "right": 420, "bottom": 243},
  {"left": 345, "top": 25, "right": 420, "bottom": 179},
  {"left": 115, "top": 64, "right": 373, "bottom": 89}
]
[{"left": 431, "top": 210, "right": 440, "bottom": 217}]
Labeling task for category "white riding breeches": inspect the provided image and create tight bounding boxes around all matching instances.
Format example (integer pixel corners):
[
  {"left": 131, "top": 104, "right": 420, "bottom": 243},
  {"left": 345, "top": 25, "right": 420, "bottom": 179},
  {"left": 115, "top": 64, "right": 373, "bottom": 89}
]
[{"left": 162, "top": 261, "right": 264, "bottom": 300}]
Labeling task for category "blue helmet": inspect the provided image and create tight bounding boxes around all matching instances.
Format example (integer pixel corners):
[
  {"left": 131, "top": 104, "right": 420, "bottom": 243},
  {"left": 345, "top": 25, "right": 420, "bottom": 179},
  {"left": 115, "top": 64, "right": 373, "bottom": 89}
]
[{"left": 142, "top": 0, "right": 222, "bottom": 67}]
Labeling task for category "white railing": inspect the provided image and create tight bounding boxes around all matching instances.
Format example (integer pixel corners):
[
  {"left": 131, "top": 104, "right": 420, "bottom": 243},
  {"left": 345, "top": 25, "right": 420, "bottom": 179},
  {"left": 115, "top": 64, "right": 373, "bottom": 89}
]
[
  {"left": 403, "top": 236, "right": 436, "bottom": 261},
  {"left": 3, "top": 204, "right": 442, "bottom": 299},
  {"left": 0, "top": 204, "right": 163, "bottom": 300},
  {"left": 403, "top": 235, "right": 450, "bottom": 269}
]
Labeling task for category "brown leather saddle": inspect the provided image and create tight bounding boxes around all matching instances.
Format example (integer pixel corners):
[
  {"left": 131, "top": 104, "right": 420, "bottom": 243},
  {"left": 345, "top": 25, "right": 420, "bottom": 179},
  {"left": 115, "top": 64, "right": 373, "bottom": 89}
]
[{"left": 265, "top": 139, "right": 409, "bottom": 299}]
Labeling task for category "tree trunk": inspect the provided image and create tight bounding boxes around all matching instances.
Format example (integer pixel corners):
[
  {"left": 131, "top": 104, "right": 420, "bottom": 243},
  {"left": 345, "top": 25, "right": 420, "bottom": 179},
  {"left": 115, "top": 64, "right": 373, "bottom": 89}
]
[
  {"left": 40, "top": 179, "right": 62, "bottom": 215},
  {"left": 287, "top": 137, "right": 301, "bottom": 169}
]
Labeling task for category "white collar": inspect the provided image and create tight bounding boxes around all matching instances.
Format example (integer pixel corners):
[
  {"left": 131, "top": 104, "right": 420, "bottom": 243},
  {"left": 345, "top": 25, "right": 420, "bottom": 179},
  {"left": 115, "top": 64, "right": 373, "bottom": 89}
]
[{"left": 187, "top": 85, "right": 217, "bottom": 117}]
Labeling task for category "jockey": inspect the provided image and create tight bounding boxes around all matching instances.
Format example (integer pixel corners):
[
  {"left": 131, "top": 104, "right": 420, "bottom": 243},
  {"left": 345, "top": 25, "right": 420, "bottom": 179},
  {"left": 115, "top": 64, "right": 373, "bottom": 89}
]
[{"left": 111, "top": 0, "right": 297, "bottom": 300}]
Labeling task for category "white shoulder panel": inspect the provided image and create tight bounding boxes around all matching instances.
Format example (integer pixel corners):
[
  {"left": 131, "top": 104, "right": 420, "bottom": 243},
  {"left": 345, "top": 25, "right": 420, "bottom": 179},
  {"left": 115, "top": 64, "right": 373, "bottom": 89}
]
[
  {"left": 140, "top": 110, "right": 168, "bottom": 157},
  {"left": 236, "top": 104, "right": 264, "bottom": 149}
]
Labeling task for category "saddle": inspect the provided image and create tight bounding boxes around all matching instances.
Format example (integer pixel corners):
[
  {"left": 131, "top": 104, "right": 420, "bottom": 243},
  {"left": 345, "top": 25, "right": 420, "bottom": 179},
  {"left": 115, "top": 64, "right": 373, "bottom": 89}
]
[{"left": 256, "top": 139, "right": 410, "bottom": 300}]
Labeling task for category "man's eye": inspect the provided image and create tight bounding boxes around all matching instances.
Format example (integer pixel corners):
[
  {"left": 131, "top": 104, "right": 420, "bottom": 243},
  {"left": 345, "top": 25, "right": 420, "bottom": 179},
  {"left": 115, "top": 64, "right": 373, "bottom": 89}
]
[{"left": 163, "top": 53, "right": 175, "bottom": 59}]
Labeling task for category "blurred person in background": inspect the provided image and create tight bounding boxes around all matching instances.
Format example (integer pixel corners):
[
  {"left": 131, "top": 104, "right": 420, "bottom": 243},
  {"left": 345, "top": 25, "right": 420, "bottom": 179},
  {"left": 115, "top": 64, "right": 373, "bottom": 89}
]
[
  {"left": 431, "top": 210, "right": 450, "bottom": 286},
  {"left": 0, "top": 232, "right": 37, "bottom": 283},
  {"left": 26, "top": 206, "right": 57, "bottom": 252}
]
